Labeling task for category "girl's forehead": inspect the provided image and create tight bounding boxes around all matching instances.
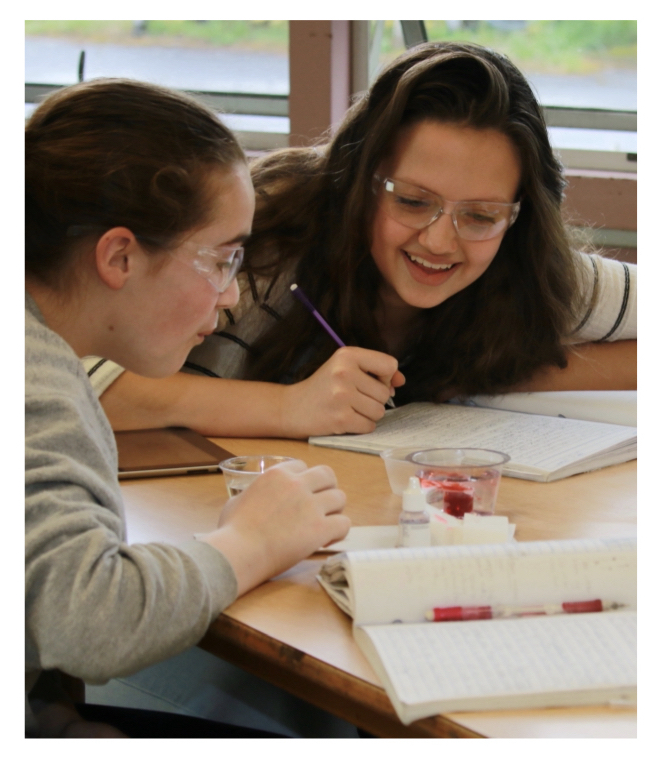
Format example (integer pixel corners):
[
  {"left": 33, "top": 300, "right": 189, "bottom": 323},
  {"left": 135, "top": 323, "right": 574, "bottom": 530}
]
[
  {"left": 384, "top": 121, "right": 521, "bottom": 202},
  {"left": 187, "top": 163, "right": 254, "bottom": 246}
]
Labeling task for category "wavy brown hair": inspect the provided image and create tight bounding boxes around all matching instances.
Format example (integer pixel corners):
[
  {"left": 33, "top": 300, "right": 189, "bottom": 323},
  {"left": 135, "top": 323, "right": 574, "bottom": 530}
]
[
  {"left": 244, "top": 42, "right": 582, "bottom": 402},
  {"left": 26, "top": 78, "right": 245, "bottom": 289}
]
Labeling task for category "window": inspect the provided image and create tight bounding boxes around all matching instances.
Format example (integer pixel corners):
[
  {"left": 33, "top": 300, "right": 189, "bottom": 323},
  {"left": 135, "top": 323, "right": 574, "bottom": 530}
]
[
  {"left": 370, "top": 20, "right": 636, "bottom": 173},
  {"left": 25, "top": 20, "right": 290, "bottom": 150},
  {"left": 26, "top": 21, "right": 637, "bottom": 169}
]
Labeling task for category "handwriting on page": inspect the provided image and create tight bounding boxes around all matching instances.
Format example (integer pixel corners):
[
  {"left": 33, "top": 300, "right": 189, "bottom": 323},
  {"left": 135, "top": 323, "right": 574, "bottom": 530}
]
[
  {"left": 361, "top": 610, "right": 636, "bottom": 709},
  {"left": 370, "top": 405, "right": 632, "bottom": 470}
]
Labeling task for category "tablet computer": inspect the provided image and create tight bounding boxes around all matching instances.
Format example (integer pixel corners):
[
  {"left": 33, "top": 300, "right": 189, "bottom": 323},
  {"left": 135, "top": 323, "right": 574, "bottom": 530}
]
[{"left": 116, "top": 427, "right": 235, "bottom": 479}]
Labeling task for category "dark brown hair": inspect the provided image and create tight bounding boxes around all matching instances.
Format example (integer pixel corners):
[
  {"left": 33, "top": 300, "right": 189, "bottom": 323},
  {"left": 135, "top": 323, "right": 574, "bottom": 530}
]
[
  {"left": 25, "top": 78, "right": 245, "bottom": 287},
  {"left": 246, "top": 43, "right": 583, "bottom": 401}
]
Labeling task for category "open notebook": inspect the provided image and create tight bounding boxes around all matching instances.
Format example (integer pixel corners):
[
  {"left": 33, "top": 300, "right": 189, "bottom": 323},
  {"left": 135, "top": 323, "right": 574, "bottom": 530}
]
[
  {"left": 318, "top": 537, "right": 636, "bottom": 724},
  {"left": 310, "top": 394, "right": 637, "bottom": 482}
]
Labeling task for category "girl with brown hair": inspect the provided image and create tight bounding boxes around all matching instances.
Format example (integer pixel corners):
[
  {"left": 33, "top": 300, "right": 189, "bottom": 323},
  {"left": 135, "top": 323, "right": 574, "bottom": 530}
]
[
  {"left": 25, "top": 78, "right": 348, "bottom": 736},
  {"left": 90, "top": 43, "right": 636, "bottom": 438}
]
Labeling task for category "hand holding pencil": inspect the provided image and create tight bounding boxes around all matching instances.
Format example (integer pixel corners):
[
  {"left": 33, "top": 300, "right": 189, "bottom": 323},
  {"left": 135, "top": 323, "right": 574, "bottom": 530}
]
[{"left": 281, "top": 284, "right": 404, "bottom": 437}]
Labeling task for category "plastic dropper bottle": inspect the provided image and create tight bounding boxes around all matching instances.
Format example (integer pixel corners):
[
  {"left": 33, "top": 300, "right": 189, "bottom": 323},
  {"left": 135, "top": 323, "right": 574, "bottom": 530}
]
[{"left": 397, "top": 476, "right": 431, "bottom": 548}]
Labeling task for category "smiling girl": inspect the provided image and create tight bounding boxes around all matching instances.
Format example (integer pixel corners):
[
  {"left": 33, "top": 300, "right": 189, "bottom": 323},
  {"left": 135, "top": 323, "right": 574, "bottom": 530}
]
[{"left": 89, "top": 43, "right": 636, "bottom": 438}]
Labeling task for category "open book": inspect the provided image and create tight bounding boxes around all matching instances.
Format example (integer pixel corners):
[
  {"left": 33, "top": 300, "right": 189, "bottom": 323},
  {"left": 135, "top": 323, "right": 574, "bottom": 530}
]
[
  {"left": 318, "top": 537, "right": 636, "bottom": 725},
  {"left": 309, "top": 401, "right": 637, "bottom": 481}
]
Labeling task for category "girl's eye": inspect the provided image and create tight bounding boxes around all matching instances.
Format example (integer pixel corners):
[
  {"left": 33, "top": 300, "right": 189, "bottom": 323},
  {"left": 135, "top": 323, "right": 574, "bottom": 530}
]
[
  {"left": 395, "top": 195, "right": 430, "bottom": 210},
  {"left": 193, "top": 255, "right": 223, "bottom": 276},
  {"left": 463, "top": 210, "right": 498, "bottom": 225}
]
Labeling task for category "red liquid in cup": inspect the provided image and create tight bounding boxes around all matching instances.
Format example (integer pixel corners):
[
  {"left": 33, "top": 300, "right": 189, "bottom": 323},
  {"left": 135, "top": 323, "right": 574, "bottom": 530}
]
[
  {"left": 420, "top": 469, "right": 501, "bottom": 517},
  {"left": 439, "top": 481, "right": 474, "bottom": 517},
  {"left": 420, "top": 475, "right": 475, "bottom": 517}
]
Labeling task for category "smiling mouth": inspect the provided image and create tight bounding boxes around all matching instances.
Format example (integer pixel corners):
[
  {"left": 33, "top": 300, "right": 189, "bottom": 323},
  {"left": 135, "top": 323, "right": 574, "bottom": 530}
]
[{"left": 404, "top": 251, "right": 457, "bottom": 272}]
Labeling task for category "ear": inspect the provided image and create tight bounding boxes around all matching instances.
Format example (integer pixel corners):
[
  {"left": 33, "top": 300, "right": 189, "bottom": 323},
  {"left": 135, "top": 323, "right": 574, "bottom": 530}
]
[{"left": 94, "top": 227, "right": 143, "bottom": 290}]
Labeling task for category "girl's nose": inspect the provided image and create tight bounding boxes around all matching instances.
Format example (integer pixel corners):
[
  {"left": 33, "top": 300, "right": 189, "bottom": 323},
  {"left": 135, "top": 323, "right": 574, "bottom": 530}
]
[
  {"left": 216, "top": 277, "right": 240, "bottom": 309},
  {"left": 417, "top": 212, "right": 459, "bottom": 255}
]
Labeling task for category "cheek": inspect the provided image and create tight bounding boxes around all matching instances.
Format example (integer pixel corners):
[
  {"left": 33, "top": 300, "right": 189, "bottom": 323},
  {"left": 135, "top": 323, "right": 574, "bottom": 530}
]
[
  {"left": 465, "top": 240, "right": 503, "bottom": 273},
  {"left": 157, "top": 283, "right": 216, "bottom": 334},
  {"left": 370, "top": 210, "right": 409, "bottom": 269}
]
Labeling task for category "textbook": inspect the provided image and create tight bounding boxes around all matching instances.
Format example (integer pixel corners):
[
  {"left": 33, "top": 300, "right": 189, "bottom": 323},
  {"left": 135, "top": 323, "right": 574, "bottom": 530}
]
[
  {"left": 318, "top": 537, "right": 636, "bottom": 725},
  {"left": 309, "top": 400, "right": 637, "bottom": 481}
]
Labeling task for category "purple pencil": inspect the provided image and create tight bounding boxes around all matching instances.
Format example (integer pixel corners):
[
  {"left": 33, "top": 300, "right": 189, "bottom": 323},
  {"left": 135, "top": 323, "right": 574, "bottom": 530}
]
[
  {"left": 290, "top": 283, "right": 395, "bottom": 408},
  {"left": 290, "top": 284, "right": 346, "bottom": 348}
]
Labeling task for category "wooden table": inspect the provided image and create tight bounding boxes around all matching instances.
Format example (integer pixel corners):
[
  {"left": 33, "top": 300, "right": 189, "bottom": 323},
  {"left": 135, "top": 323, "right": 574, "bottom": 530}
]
[{"left": 121, "top": 438, "right": 637, "bottom": 738}]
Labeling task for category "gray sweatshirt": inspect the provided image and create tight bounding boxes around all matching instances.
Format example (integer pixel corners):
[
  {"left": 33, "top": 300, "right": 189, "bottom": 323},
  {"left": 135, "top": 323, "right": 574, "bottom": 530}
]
[{"left": 25, "top": 293, "right": 237, "bottom": 726}]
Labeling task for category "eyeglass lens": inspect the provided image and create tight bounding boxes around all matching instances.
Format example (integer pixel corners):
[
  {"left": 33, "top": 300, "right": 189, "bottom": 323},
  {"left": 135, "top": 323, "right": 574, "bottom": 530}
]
[
  {"left": 192, "top": 247, "right": 244, "bottom": 292},
  {"left": 380, "top": 178, "right": 517, "bottom": 241}
]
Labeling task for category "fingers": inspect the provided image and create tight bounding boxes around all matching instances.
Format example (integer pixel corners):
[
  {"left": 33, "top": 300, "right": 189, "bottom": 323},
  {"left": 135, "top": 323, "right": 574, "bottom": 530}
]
[
  {"left": 391, "top": 368, "right": 406, "bottom": 390},
  {"left": 266, "top": 458, "right": 307, "bottom": 475},
  {"left": 271, "top": 462, "right": 339, "bottom": 494},
  {"left": 314, "top": 487, "right": 347, "bottom": 515},
  {"left": 282, "top": 345, "right": 404, "bottom": 438},
  {"left": 334, "top": 346, "right": 405, "bottom": 403},
  {"left": 321, "top": 513, "right": 352, "bottom": 547},
  {"left": 205, "top": 460, "right": 350, "bottom": 594}
]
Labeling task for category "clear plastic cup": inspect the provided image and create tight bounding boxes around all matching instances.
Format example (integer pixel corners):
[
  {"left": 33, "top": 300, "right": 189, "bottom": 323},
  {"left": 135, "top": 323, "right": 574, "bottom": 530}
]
[
  {"left": 220, "top": 455, "right": 294, "bottom": 498},
  {"left": 409, "top": 448, "right": 510, "bottom": 517}
]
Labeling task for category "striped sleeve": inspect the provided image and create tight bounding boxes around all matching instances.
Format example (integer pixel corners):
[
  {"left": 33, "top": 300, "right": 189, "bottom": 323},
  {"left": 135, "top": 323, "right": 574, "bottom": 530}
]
[
  {"left": 82, "top": 357, "right": 125, "bottom": 397},
  {"left": 568, "top": 253, "right": 636, "bottom": 343}
]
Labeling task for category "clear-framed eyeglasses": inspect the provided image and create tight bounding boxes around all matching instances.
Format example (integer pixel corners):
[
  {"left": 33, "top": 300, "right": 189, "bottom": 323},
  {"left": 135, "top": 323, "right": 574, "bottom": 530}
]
[
  {"left": 171, "top": 245, "right": 244, "bottom": 293},
  {"left": 373, "top": 175, "right": 520, "bottom": 242}
]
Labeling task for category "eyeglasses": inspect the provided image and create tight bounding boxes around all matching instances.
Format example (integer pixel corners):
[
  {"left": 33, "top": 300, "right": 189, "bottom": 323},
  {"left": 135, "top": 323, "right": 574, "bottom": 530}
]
[
  {"left": 373, "top": 175, "right": 520, "bottom": 242},
  {"left": 170, "top": 245, "right": 244, "bottom": 293}
]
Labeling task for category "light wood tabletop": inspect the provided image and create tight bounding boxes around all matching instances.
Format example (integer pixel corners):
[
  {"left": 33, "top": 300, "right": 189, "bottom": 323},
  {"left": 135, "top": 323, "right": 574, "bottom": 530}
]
[{"left": 120, "top": 437, "right": 636, "bottom": 738}]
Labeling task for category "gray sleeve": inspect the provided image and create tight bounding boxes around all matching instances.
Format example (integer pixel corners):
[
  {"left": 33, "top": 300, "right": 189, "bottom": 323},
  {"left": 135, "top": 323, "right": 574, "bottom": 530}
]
[{"left": 25, "top": 392, "right": 237, "bottom": 685}]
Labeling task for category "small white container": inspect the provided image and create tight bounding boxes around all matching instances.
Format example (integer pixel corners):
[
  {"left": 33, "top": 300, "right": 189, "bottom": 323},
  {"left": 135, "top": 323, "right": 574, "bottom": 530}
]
[{"left": 397, "top": 476, "right": 431, "bottom": 547}]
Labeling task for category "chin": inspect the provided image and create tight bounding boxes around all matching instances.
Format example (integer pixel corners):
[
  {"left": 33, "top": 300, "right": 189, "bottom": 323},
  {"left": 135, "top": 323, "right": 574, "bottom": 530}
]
[
  {"left": 398, "top": 287, "right": 456, "bottom": 311},
  {"left": 135, "top": 357, "right": 188, "bottom": 379}
]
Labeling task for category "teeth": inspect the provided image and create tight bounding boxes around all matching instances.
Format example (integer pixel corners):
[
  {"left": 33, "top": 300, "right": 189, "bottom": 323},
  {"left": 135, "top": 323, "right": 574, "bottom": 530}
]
[{"left": 407, "top": 253, "right": 455, "bottom": 270}]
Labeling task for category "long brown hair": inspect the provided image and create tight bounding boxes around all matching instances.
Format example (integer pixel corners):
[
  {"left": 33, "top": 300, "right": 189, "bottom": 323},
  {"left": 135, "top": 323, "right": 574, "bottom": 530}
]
[
  {"left": 244, "top": 42, "right": 582, "bottom": 402},
  {"left": 26, "top": 78, "right": 245, "bottom": 289}
]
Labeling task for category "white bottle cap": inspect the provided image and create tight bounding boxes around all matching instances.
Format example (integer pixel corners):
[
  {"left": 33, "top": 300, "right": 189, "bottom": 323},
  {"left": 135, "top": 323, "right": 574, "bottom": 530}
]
[{"left": 402, "top": 476, "right": 428, "bottom": 513}]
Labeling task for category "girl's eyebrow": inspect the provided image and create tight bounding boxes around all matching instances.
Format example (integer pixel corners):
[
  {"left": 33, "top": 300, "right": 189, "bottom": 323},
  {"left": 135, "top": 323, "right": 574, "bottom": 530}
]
[
  {"left": 218, "top": 232, "right": 251, "bottom": 247},
  {"left": 397, "top": 177, "right": 513, "bottom": 205}
]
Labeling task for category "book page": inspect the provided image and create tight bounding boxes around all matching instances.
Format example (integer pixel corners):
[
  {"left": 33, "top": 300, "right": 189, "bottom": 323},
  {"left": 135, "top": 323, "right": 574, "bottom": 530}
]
[
  {"left": 356, "top": 610, "right": 636, "bottom": 722},
  {"left": 319, "top": 537, "right": 636, "bottom": 626},
  {"left": 309, "top": 403, "right": 636, "bottom": 478},
  {"left": 468, "top": 391, "right": 637, "bottom": 427}
]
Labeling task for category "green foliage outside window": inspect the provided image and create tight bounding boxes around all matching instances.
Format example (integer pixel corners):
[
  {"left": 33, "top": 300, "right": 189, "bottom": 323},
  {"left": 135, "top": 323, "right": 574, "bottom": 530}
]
[
  {"left": 25, "top": 20, "right": 636, "bottom": 74},
  {"left": 421, "top": 21, "right": 636, "bottom": 74},
  {"left": 24, "top": 20, "right": 289, "bottom": 53}
]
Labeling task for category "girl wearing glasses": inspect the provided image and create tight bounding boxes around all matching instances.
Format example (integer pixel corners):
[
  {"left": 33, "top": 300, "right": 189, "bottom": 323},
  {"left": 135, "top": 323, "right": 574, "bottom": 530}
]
[
  {"left": 25, "top": 79, "right": 349, "bottom": 736},
  {"left": 91, "top": 42, "right": 635, "bottom": 438}
]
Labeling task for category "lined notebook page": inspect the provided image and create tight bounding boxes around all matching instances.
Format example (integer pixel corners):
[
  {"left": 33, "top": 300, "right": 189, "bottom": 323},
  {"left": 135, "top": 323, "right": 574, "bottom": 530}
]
[
  {"left": 345, "top": 537, "right": 636, "bottom": 626},
  {"left": 309, "top": 402, "right": 636, "bottom": 476},
  {"left": 357, "top": 610, "right": 636, "bottom": 719}
]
